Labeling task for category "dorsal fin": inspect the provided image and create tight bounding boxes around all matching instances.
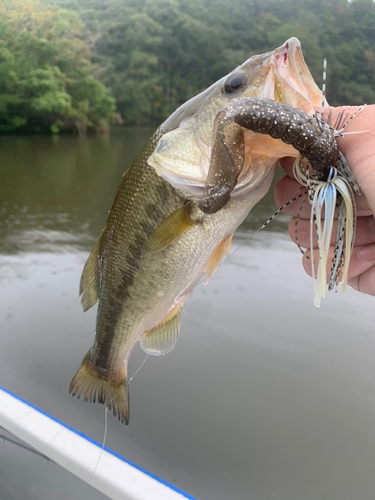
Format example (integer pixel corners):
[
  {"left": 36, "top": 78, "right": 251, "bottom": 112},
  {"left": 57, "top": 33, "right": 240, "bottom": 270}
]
[
  {"left": 204, "top": 234, "right": 233, "bottom": 285},
  {"left": 140, "top": 304, "right": 183, "bottom": 356},
  {"left": 79, "top": 237, "right": 101, "bottom": 312}
]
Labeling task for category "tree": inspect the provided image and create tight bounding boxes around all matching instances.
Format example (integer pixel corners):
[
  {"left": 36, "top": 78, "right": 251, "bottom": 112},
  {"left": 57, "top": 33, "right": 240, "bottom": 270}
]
[
  {"left": 0, "top": 0, "right": 116, "bottom": 133},
  {"left": 9, "top": 0, "right": 375, "bottom": 126}
]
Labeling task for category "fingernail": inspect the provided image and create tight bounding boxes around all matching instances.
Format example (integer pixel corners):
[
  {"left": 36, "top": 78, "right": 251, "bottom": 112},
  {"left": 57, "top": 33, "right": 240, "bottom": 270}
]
[{"left": 358, "top": 244, "right": 375, "bottom": 262}]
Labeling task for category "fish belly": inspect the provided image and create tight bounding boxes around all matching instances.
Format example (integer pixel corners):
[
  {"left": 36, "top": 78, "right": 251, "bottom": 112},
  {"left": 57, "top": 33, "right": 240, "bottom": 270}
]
[{"left": 103, "top": 162, "right": 278, "bottom": 368}]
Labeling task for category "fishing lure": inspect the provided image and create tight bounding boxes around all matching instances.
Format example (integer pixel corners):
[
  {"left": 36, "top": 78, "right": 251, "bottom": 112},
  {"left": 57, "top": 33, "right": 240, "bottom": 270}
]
[
  {"left": 198, "top": 96, "right": 361, "bottom": 306},
  {"left": 293, "top": 155, "right": 356, "bottom": 306}
]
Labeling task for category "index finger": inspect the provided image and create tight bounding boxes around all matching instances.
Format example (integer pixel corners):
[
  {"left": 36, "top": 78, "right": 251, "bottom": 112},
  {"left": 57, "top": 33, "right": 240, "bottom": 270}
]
[
  {"left": 329, "top": 105, "right": 375, "bottom": 215},
  {"left": 279, "top": 156, "right": 296, "bottom": 178}
]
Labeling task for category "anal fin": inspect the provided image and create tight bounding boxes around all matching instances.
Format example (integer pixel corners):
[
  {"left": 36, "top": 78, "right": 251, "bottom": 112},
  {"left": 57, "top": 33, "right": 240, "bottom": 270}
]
[
  {"left": 140, "top": 304, "right": 183, "bottom": 356},
  {"left": 204, "top": 234, "right": 233, "bottom": 285}
]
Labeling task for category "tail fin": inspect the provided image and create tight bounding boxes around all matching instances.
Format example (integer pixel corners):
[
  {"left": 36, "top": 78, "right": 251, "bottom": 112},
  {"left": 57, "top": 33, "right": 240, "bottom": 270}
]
[{"left": 69, "top": 353, "right": 129, "bottom": 425}]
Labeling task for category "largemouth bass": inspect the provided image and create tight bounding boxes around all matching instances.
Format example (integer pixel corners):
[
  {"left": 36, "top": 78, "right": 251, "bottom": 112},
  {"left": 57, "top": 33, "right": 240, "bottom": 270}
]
[{"left": 70, "top": 38, "right": 325, "bottom": 424}]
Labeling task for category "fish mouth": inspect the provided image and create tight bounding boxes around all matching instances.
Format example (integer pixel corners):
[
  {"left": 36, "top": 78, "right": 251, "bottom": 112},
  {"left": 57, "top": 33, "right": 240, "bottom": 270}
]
[
  {"left": 269, "top": 37, "right": 324, "bottom": 111},
  {"left": 149, "top": 38, "right": 325, "bottom": 198}
]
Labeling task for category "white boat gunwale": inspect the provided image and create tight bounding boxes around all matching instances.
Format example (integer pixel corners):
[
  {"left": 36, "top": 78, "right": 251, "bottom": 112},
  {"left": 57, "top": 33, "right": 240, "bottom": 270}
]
[{"left": 0, "top": 385, "right": 197, "bottom": 500}]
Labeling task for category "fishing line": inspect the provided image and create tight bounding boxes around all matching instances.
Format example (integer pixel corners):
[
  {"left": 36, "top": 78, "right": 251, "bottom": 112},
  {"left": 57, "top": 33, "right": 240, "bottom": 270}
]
[
  {"left": 335, "top": 105, "right": 367, "bottom": 134},
  {"left": 69, "top": 406, "right": 110, "bottom": 500},
  {"left": 128, "top": 354, "right": 149, "bottom": 385},
  {"left": 69, "top": 353, "right": 149, "bottom": 500},
  {"left": 321, "top": 57, "right": 327, "bottom": 121},
  {"left": 223, "top": 185, "right": 308, "bottom": 266},
  {"left": 337, "top": 130, "right": 370, "bottom": 136}
]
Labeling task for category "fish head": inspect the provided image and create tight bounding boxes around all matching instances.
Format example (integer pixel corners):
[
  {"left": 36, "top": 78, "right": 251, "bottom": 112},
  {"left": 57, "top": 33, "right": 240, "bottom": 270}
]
[{"left": 149, "top": 38, "right": 324, "bottom": 197}]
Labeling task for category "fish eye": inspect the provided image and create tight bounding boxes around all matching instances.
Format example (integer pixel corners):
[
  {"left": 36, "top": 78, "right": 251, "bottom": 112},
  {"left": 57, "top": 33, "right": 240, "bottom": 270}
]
[{"left": 223, "top": 73, "right": 248, "bottom": 94}]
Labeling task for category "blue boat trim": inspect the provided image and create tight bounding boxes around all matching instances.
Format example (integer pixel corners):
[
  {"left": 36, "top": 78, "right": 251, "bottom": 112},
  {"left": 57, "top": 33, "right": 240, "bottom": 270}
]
[{"left": 0, "top": 385, "right": 198, "bottom": 500}]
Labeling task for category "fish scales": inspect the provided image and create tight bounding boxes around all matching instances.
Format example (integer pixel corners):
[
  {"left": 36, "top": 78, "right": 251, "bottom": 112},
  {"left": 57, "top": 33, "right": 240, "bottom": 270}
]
[
  {"left": 92, "top": 156, "right": 180, "bottom": 374},
  {"left": 72, "top": 130, "right": 262, "bottom": 423},
  {"left": 79, "top": 140, "right": 181, "bottom": 356},
  {"left": 71, "top": 38, "right": 343, "bottom": 424}
]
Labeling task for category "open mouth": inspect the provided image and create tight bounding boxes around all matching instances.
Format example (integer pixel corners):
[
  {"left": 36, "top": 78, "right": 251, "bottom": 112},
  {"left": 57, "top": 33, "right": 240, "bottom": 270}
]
[
  {"left": 274, "top": 39, "right": 291, "bottom": 68},
  {"left": 272, "top": 37, "right": 324, "bottom": 109}
]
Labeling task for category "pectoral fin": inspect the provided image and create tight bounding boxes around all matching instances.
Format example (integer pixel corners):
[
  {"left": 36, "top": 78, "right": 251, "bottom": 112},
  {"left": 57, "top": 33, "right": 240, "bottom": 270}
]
[
  {"left": 140, "top": 304, "right": 183, "bottom": 356},
  {"left": 79, "top": 237, "right": 101, "bottom": 312},
  {"left": 141, "top": 203, "right": 198, "bottom": 256},
  {"left": 204, "top": 234, "right": 233, "bottom": 285}
]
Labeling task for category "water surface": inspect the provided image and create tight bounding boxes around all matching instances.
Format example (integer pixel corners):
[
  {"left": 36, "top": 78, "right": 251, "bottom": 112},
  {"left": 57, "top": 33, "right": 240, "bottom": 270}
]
[{"left": 1, "top": 131, "right": 374, "bottom": 500}]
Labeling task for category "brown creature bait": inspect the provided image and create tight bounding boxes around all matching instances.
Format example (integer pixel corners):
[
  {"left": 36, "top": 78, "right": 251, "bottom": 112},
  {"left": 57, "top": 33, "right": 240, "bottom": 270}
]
[{"left": 197, "top": 97, "right": 359, "bottom": 215}]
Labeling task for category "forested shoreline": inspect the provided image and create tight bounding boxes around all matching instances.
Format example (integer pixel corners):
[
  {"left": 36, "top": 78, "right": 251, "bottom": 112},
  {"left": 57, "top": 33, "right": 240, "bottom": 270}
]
[{"left": 1, "top": 0, "right": 374, "bottom": 134}]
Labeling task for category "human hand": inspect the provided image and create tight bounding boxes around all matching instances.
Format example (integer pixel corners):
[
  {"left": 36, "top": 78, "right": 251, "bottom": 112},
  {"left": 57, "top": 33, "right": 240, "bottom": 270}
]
[{"left": 274, "top": 105, "right": 375, "bottom": 296}]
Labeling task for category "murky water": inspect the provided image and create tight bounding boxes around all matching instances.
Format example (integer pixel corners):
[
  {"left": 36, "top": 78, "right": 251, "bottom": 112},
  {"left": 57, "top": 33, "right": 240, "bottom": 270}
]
[{"left": 1, "top": 130, "right": 374, "bottom": 500}]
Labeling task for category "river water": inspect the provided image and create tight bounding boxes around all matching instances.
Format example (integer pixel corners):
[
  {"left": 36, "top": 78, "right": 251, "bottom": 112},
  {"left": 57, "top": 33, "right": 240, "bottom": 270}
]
[{"left": 0, "top": 130, "right": 374, "bottom": 500}]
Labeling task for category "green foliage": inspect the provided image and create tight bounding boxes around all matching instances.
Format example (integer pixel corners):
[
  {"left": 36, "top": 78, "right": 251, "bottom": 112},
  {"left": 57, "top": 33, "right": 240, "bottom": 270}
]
[
  {"left": 48, "top": 0, "right": 375, "bottom": 124},
  {"left": 2, "top": 0, "right": 375, "bottom": 129},
  {"left": 0, "top": 0, "right": 115, "bottom": 133}
]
